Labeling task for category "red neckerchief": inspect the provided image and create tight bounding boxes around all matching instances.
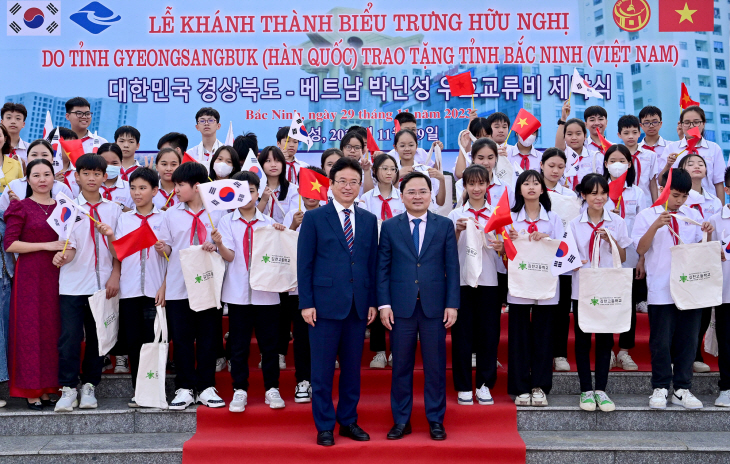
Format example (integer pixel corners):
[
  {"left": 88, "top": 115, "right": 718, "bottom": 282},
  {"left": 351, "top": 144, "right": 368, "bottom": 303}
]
[
  {"left": 669, "top": 212, "right": 680, "bottom": 245},
  {"left": 632, "top": 153, "right": 642, "bottom": 185},
  {"left": 587, "top": 220, "right": 605, "bottom": 263},
  {"left": 239, "top": 218, "right": 258, "bottom": 270},
  {"left": 185, "top": 209, "right": 207, "bottom": 245},
  {"left": 486, "top": 183, "right": 497, "bottom": 205},
  {"left": 377, "top": 195, "right": 393, "bottom": 220},
  {"left": 286, "top": 162, "right": 297, "bottom": 183},
  {"left": 572, "top": 153, "right": 586, "bottom": 188},
  {"left": 120, "top": 164, "right": 139, "bottom": 181},
  {"left": 158, "top": 189, "right": 175, "bottom": 208},
  {"left": 518, "top": 154, "right": 530, "bottom": 171},
  {"left": 526, "top": 220, "right": 539, "bottom": 233},
  {"left": 692, "top": 204, "right": 704, "bottom": 219},
  {"left": 468, "top": 207, "right": 489, "bottom": 223},
  {"left": 591, "top": 141, "right": 606, "bottom": 155},
  {"left": 63, "top": 170, "right": 74, "bottom": 189},
  {"left": 642, "top": 144, "right": 656, "bottom": 152},
  {"left": 269, "top": 190, "right": 279, "bottom": 218},
  {"left": 134, "top": 213, "right": 153, "bottom": 259},
  {"left": 86, "top": 202, "right": 108, "bottom": 267},
  {"left": 100, "top": 184, "right": 117, "bottom": 201}
]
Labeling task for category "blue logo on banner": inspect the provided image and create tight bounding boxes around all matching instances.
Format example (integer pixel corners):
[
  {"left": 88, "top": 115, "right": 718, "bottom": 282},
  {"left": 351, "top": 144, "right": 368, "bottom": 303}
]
[{"left": 70, "top": 2, "right": 121, "bottom": 34}]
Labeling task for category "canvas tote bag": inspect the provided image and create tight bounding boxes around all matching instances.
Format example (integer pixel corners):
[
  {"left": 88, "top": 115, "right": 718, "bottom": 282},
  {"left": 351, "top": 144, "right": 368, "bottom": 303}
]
[
  {"left": 134, "top": 305, "right": 168, "bottom": 409},
  {"left": 508, "top": 230, "right": 560, "bottom": 300},
  {"left": 88, "top": 289, "right": 119, "bottom": 356},
  {"left": 179, "top": 245, "right": 226, "bottom": 311},
  {"left": 460, "top": 220, "right": 485, "bottom": 288},
  {"left": 250, "top": 226, "right": 298, "bottom": 293}
]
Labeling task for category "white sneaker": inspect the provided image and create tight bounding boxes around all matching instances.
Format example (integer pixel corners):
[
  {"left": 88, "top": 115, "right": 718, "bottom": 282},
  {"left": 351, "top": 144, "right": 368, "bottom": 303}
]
[
  {"left": 476, "top": 384, "right": 494, "bottom": 405},
  {"left": 388, "top": 353, "right": 393, "bottom": 367},
  {"left": 553, "top": 357, "right": 570, "bottom": 371},
  {"left": 471, "top": 353, "right": 476, "bottom": 368},
  {"left": 531, "top": 388, "right": 548, "bottom": 406},
  {"left": 79, "top": 383, "right": 98, "bottom": 409},
  {"left": 215, "top": 357, "right": 226, "bottom": 373},
  {"left": 102, "top": 355, "right": 113, "bottom": 372},
  {"left": 128, "top": 397, "right": 139, "bottom": 408},
  {"left": 649, "top": 388, "right": 668, "bottom": 409},
  {"left": 579, "top": 391, "right": 596, "bottom": 411},
  {"left": 114, "top": 355, "right": 130, "bottom": 374},
  {"left": 715, "top": 390, "right": 730, "bottom": 407},
  {"left": 294, "top": 380, "right": 312, "bottom": 403},
  {"left": 279, "top": 354, "right": 287, "bottom": 370},
  {"left": 364, "top": 328, "right": 370, "bottom": 339},
  {"left": 514, "top": 393, "right": 531, "bottom": 406},
  {"left": 229, "top": 389, "right": 247, "bottom": 413},
  {"left": 693, "top": 361, "right": 711, "bottom": 373},
  {"left": 227, "top": 360, "right": 232, "bottom": 373},
  {"left": 594, "top": 391, "right": 616, "bottom": 412},
  {"left": 197, "top": 387, "right": 225, "bottom": 408},
  {"left": 169, "top": 388, "right": 195, "bottom": 410},
  {"left": 370, "top": 352, "right": 387, "bottom": 368},
  {"left": 636, "top": 301, "right": 648, "bottom": 313},
  {"left": 672, "top": 388, "right": 703, "bottom": 409},
  {"left": 609, "top": 351, "right": 617, "bottom": 370},
  {"left": 258, "top": 354, "right": 262, "bottom": 369},
  {"left": 54, "top": 387, "right": 78, "bottom": 412},
  {"left": 0, "top": 399, "right": 5, "bottom": 408},
  {"left": 457, "top": 391, "right": 473, "bottom": 405},
  {"left": 265, "top": 388, "right": 285, "bottom": 409},
  {"left": 617, "top": 351, "right": 638, "bottom": 371}
]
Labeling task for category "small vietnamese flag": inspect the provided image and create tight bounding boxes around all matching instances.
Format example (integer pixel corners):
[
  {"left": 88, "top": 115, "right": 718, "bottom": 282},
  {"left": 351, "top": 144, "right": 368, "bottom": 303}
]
[
  {"left": 366, "top": 128, "right": 380, "bottom": 162},
  {"left": 484, "top": 192, "right": 513, "bottom": 234},
  {"left": 497, "top": 226, "right": 518, "bottom": 261},
  {"left": 608, "top": 170, "right": 628, "bottom": 204},
  {"left": 112, "top": 220, "right": 159, "bottom": 262},
  {"left": 446, "top": 71, "right": 475, "bottom": 97},
  {"left": 511, "top": 108, "right": 541, "bottom": 141},
  {"left": 652, "top": 168, "right": 673, "bottom": 208},
  {"left": 394, "top": 119, "right": 401, "bottom": 133},
  {"left": 182, "top": 152, "right": 197, "bottom": 164},
  {"left": 680, "top": 82, "right": 700, "bottom": 109},
  {"left": 684, "top": 126, "right": 702, "bottom": 154},
  {"left": 596, "top": 130, "right": 612, "bottom": 154},
  {"left": 59, "top": 138, "right": 85, "bottom": 167},
  {"left": 298, "top": 168, "right": 329, "bottom": 201}
]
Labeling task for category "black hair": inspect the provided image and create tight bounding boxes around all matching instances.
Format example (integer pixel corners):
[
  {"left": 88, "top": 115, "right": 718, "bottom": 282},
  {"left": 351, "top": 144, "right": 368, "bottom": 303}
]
[
  {"left": 393, "top": 129, "right": 418, "bottom": 147},
  {"left": 0, "top": 125, "right": 10, "bottom": 155},
  {"left": 46, "top": 126, "right": 77, "bottom": 142},
  {"left": 129, "top": 167, "right": 159, "bottom": 189},
  {"left": 209, "top": 146, "right": 242, "bottom": 181},
  {"left": 233, "top": 132, "right": 258, "bottom": 164},
  {"left": 320, "top": 148, "right": 343, "bottom": 168},
  {"left": 306, "top": 166, "right": 327, "bottom": 178},
  {"left": 24, "top": 159, "right": 54, "bottom": 199},
  {"left": 485, "top": 112, "right": 510, "bottom": 136},
  {"left": 603, "top": 144, "right": 636, "bottom": 187},
  {"left": 171, "top": 159, "right": 208, "bottom": 186},
  {"left": 470, "top": 137, "right": 498, "bottom": 160},
  {"left": 576, "top": 173, "right": 610, "bottom": 204},
  {"left": 155, "top": 147, "right": 181, "bottom": 164},
  {"left": 584, "top": 105, "right": 607, "bottom": 120},
  {"left": 97, "top": 143, "right": 123, "bottom": 162},
  {"left": 157, "top": 132, "right": 189, "bottom": 154},
  {"left": 65, "top": 97, "right": 90, "bottom": 113},
  {"left": 1, "top": 102, "right": 27, "bottom": 121},
  {"left": 461, "top": 164, "right": 490, "bottom": 205},
  {"left": 678, "top": 153, "right": 707, "bottom": 177},
  {"left": 76, "top": 153, "right": 107, "bottom": 173},
  {"left": 511, "top": 170, "right": 552, "bottom": 213},
  {"left": 725, "top": 166, "right": 730, "bottom": 186},
  {"left": 394, "top": 112, "right": 417, "bottom": 125},
  {"left": 275, "top": 126, "right": 290, "bottom": 143},
  {"left": 617, "top": 115, "right": 641, "bottom": 133},
  {"left": 399, "top": 171, "right": 432, "bottom": 193},
  {"left": 639, "top": 106, "right": 662, "bottom": 122},
  {"left": 329, "top": 157, "right": 363, "bottom": 183},
  {"left": 541, "top": 147, "right": 567, "bottom": 164},
  {"left": 563, "top": 118, "right": 587, "bottom": 137},
  {"left": 114, "top": 125, "right": 140, "bottom": 144},
  {"left": 679, "top": 106, "right": 706, "bottom": 137},
  {"left": 257, "top": 146, "right": 290, "bottom": 200},
  {"left": 232, "top": 170, "right": 260, "bottom": 190},
  {"left": 346, "top": 125, "right": 368, "bottom": 139},
  {"left": 340, "top": 132, "right": 364, "bottom": 152},
  {"left": 372, "top": 153, "right": 398, "bottom": 184},
  {"left": 27, "top": 139, "right": 53, "bottom": 157},
  {"left": 660, "top": 168, "right": 692, "bottom": 194},
  {"left": 468, "top": 117, "right": 490, "bottom": 138},
  {"left": 195, "top": 107, "right": 220, "bottom": 123}
]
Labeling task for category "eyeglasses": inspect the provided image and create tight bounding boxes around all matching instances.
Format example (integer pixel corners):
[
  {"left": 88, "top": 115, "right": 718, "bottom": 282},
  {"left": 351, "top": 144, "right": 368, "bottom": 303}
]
[
  {"left": 70, "top": 111, "right": 92, "bottom": 118},
  {"left": 681, "top": 120, "right": 703, "bottom": 127},
  {"left": 197, "top": 119, "right": 217, "bottom": 125},
  {"left": 404, "top": 189, "right": 430, "bottom": 197},
  {"left": 641, "top": 121, "right": 661, "bottom": 127},
  {"left": 343, "top": 144, "right": 362, "bottom": 152},
  {"left": 379, "top": 167, "right": 397, "bottom": 173},
  {"left": 333, "top": 180, "right": 361, "bottom": 188}
]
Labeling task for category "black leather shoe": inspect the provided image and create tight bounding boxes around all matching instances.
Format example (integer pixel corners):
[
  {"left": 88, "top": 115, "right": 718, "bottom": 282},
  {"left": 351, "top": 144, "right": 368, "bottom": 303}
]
[
  {"left": 387, "top": 422, "right": 412, "bottom": 440},
  {"left": 429, "top": 422, "right": 446, "bottom": 440},
  {"left": 27, "top": 400, "right": 43, "bottom": 411},
  {"left": 339, "top": 422, "right": 370, "bottom": 441},
  {"left": 317, "top": 430, "right": 335, "bottom": 446}
]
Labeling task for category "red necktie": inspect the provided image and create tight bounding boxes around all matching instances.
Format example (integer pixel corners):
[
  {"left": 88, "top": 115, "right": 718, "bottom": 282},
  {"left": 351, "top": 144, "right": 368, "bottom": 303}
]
[
  {"left": 185, "top": 209, "right": 208, "bottom": 245},
  {"left": 81, "top": 136, "right": 91, "bottom": 142},
  {"left": 642, "top": 144, "right": 656, "bottom": 152},
  {"left": 591, "top": 142, "right": 606, "bottom": 155},
  {"left": 526, "top": 220, "right": 538, "bottom": 233},
  {"left": 239, "top": 218, "right": 258, "bottom": 270},
  {"left": 286, "top": 162, "right": 297, "bottom": 183},
  {"left": 87, "top": 202, "right": 108, "bottom": 267},
  {"left": 692, "top": 204, "right": 704, "bottom": 219},
  {"left": 159, "top": 189, "right": 175, "bottom": 207},
  {"left": 669, "top": 213, "right": 680, "bottom": 245},
  {"left": 587, "top": 220, "right": 605, "bottom": 263},
  {"left": 9, "top": 148, "right": 16, "bottom": 160},
  {"left": 269, "top": 191, "right": 279, "bottom": 218},
  {"left": 134, "top": 213, "right": 152, "bottom": 259},
  {"left": 632, "top": 153, "right": 642, "bottom": 185},
  {"left": 519, "top": 154, "right": 530, "bottom": 171},
  {"left": 100, "top": 185, "right": 117, "bottom": 201},
  {"left": 468, "top": 208, "right": 489, "bottom": 223},
  {"left": 378, "top": 195, "right": 393, "bottom": 220},
  {"left": 120, "top": 165, "right": 138, "bottom": 181},
  {"left": 63, "top": 170, "right": 74, "bottom": 189},
  {"left": 617, "top": 195, "right": 626, "bottom": 219},
  {"left": 572, "top": 155, "right": 585, "bottom": 189},
  {"left": 486, "top": 183, "right": 496, "bottom": 205}
]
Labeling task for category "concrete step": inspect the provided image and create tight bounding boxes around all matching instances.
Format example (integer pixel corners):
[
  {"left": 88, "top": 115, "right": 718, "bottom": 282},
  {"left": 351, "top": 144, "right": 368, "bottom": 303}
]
[
  {"left": 550, "top": 371, "right": 721, "bottom": 396},
  {"left": 521, "top": 431, "right": 730, "bottom": 464},
  {"left": 0, "top": 374, "right": 177, "bottom": 400},
  {"left": 518, "top": 394, "right": 730, "bottom": 432},
  {"left": 0, "top": 432, "right": 191, "bottom": 463}
]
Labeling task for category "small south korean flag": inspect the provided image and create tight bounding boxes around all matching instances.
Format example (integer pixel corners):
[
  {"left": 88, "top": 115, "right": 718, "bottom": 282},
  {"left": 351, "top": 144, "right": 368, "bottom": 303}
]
[
  {"left": 570, "top": 68, "right": 603, "bottom": 99},
  {"left": 47, "top": 192, "right": 82, "bottom": 240},
  {"left": 721, "top": 230, "right": 730, "bottom": 261},
  {"left": 288, "top": 111, "right": 313, "bottom": 151},
  {"left": 7, "top": 1, "right": 61, "bottom": 36},
  {"left": 550, "top": 227, "right": 582, "bottom": 276},
  {"left": 199, "top": 179, "right": 252, "bottom": 213}
]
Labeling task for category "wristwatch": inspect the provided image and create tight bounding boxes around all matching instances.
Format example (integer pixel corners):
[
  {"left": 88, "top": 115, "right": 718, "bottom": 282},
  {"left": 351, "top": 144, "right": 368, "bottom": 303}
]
[{"left": 557, "top": 120, "right": 566, "bottom": 126}]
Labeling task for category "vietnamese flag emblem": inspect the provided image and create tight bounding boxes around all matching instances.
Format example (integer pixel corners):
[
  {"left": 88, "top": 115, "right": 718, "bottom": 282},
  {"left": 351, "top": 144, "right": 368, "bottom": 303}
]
[
  {"left": 659, "top": 0, "right": 714, "bottom": 32},
  {"left": 652, "top": 168, "right": 673, "bottom": 208},
  {"left": 446, "top": 71, "right": 475, "bottom": 97},
  {"left": 298, "top": 168, "right": 329, "bottom": 201},
  {"left": 59, "top": 138, "right": 85, "bottom": 167},
  {"left": 182, "top": 152, "right": 197, "bottom": 164},
  {"left": 596, "top": 130, "right": 613, "bottom": 154},
  {"left": 511, "top": 108, "right": 541, "bottom": 141},
  {"left": 609, "top": 170, "right": 628, "bottom": 217},
  {"left": 484, "top": 192, "right": 513, "bottom": 234},
  {"left": 112, "top": 220, "right": 159, "bottom": 262},
  {"left": 680, "top": 82, "right": 700, "bottom": 109}
]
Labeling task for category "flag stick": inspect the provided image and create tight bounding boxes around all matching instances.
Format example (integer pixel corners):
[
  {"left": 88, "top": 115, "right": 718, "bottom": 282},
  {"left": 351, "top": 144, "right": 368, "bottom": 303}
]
[
  {"left": 207, "top": 212, "right": 216, "bottom": 231},
  {"left": 471, "top": 94, "right": 475, "bottom": 110},
  {"left": 298, "top": 195, "right": 301, "bottom": 212},
  {"left": 61, "top": 237, "right": 70, "bottom": 256},
  {"left": 163, "top": 192, "right": 174, "bottom": 209},
  {"left": 505, "top": 129, "right": 513, "bottom": 146},
  {"left": 284, "top": 136, "right": 289, "bottom": 150},
  {"left": 85, "top": 213, "right": 100, "bottom": 224},
  {"left": 162, "top": 250, "right": 169, "bottom": 262},
  {"left": 567, "top": 91, "right": 571, "bottom": 106}
]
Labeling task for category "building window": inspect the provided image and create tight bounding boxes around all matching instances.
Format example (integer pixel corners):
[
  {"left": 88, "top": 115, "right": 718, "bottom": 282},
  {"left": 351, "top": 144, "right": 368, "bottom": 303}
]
[
  {"left": 705, "top": 130, "right": 716, "bottom": 142},
  {"left": 595, "top": 25, "right": 604, "bottom": 36},
  {"left": 714, "top": 24, "right": 722, "bottom": 35},
  {"left": 699, "top": 75, "right": 712, "bottom": 87},
  {"left": 682, "top": 77, "right": 691, "bottom": 86},
  {"left": 723, "top": 132, "right": 730, "bottom": 143},
  {"left": 682, "top": 60, "right": 689, "bottom": 67},
  {"left": 715, "top": 7, "right": 722, "bottom": 18},
  {"left": 707, "top": 112, "right": 715, "bottom": 123},
  {"left": 618, "top": 94, "right": 625, "bottom": 109},
  {"left": 633, "top": 80, "right": 643, "bottom": 92},
  {"left": 720, "top": 95, "right": 729, "bottom": 106},
  {"left": 719, "top": 77, "right": 728, "bottom": 88},
  {"left": 593, "top": 0, "right": 601, "bottom": 4},
  {"left": 594, "top": 9, "right": 603, "bottom": 20},
  {"left": 634, "top": 97, "right": 643, "bottom": 108},
  {"left": 715, "top": 41, "right": 724, "bottom": 53},
  {"left": 679, "top": 41, "right": 687, "bottom": 50},
  {"left": 616, "top": 72, "right": 624, "bottom": 90},
  {"left": 697, "top": 57, "right": 710, "bottom": 69},
  {"left": 701, "top": 93, "right": 714, "bottom": 105},
  {"left": 696, "top": 40, "right": 708, "bottom": 52},
  {"left": 554, "top": 66, "right": 562, "bottom": 77},
  {"left": 718, "top": 59, "right": 726, "bottom": 70},
  {"left": 721, "top": 114, "right": 730, "bottom": 124},
  {"left": 631, "top": 63, "right": 641, "bottom": 74}
]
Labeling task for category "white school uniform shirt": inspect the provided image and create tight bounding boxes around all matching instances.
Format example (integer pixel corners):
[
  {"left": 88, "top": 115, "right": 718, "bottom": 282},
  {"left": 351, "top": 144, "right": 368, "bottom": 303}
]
[
  {"left": 507, "top": 205, "right": 565, "bottom": 306},
  {"left": 58, "top": 166, "right": 80, "bottom": 197},
  {"left": 0, "top": 179, "right": 72, "bottom": 213},
  {"left": 455, "top": 175, "right": 515, "bottom": 210},
  {"left": 219, "top": 209, "right": 280, "bottom": 306},
  {"left": 709, "top": 206, "right": 730, "bottom": 303},
  {"left": 389, "top": 147, "right": 435, "bottom": 168},
  {"left": 358, "top": 184, "right": 405, "bottom": 220},
  {"left": 574, "top": 143, "right": 605, "bottom": 184},
  {"left": 10, "top": 138, "right": 29, "bottom": 163},
  {"left": 119, "top": 161, "right": 142, "bottom": 181},
  {"left": 115, "top": 207, "right": 167, "bottom": 299},
  {"left": 152, "top": 182, "right": 177, "bottom": 210},
  {"left": 448, "top": 202, "right": 500, "bottom": 287},
  {"left": 79, "top": 130, "right": 108, "bottom": 154},
  {"left": 686, "top": 188, "right": 723, "bottom": 220},
  {"left": 629, "top": 146, "right": 657, "bottom": 209},
  {"left": 506, "top": 145, "right": 542, "bottom": 172},
  {"left": 259, "top": 184, "right": 295, "bottom": 224},
  {"left": 284, "top": 158, "right": 310, "bottom": 184},
  {"left": 187, "top": 139, "right": 223, "bottom": 167},
  {"left": 631, "top": 205, "right": 704, "bottom": 305},
  {"left": 661, "top": 137, "right": 725, "bottom": 193},
  {"left": 569, "top": 210, "right": 633, "bottom": 300},
  {"left": 605, "top": 184, "right": 645, "bottom": 268},
  {"left": 157, "top": 202, "right": 225, "bottom": 301},
  {"left": 547, "top": 183, "right": 577, "bottom": 198},
  {"left": 60, "top": 194, "right": 122, "bottom": 296},
  {"left": 641, "top": 135, "right": 670, "bottom": 159},
  {"left": 100, "top": 175, "right": 134, "bottom": 209}
]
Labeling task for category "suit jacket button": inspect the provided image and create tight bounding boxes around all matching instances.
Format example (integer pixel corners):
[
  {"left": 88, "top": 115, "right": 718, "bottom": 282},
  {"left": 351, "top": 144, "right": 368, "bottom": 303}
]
[
  {"left": 350, "top": 279, "right": 354, "bottom": 282},
  {"left": 415, "top": 280, "right": 419, "bottom": 284},
  {"left": 351, "top": 262, "right": 355, "bottom": 265},
  {"left": 417, "top": 263, "right": 421, "bottom": 267}
]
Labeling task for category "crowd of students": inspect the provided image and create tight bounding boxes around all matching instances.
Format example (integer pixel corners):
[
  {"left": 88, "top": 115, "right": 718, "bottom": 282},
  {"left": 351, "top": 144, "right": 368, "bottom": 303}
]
[{"left": 0, "top": 96, "right": 728, "bottom": 417}]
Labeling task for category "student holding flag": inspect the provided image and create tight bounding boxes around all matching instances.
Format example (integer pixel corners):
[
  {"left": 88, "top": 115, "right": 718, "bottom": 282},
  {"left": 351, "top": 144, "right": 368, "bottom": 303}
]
[
  {"left": 153, "top": 148, "right": 181, "bottom": 210},
  {"left": 616, "top": 115, "right": 658, "bottom": 208},
  {"left": 257, "top": 146, "right": 294, "bottom": 223},
  {"left": 280, "top": 112, "right": 312, "bottom": 184},
  {"left": 49, "top": 128, "right": 81, "bottom": 197},
  {"left": 506, "top": 109, "right": 542, "bottom": 172},
  {"left": 98, "top": 143, "right": 134, "bottom": 211},
  {"left": 0, "top": 125, "right": 24, "bottom": 193},
  {"left": 4, "top": 159, "right": 67, "bottom": 410}
]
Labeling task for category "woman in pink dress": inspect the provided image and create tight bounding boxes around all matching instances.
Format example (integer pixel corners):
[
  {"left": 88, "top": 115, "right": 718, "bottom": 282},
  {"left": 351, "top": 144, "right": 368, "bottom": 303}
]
[{"left": 4, "top": 158, "right": 68, "bottom": 410}]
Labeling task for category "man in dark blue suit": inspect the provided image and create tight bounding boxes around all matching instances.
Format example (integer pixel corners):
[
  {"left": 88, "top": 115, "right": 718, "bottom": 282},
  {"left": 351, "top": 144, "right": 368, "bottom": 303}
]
[
  {"left": 377, "top": 171, "right": 460, "bottom": 441},
  {"left": 298, "top": 157, "right": 378, "bottom": 446}
]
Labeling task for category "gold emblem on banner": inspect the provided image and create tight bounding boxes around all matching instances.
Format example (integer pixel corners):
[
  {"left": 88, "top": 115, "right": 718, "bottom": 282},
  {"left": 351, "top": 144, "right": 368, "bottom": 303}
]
[{"left": 613, "top": 0, "right": 651, "bottom": 32}]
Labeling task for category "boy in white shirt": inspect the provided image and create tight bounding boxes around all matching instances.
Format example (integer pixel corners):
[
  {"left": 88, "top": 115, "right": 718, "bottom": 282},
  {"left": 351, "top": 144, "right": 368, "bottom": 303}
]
[
  {"left": 276, "top": 126, "right": 309, "bottom": 184},
  {"left": 639, "top": 106, "right": 671, "bottom": 159},
  {"left": 98, "top": 143, "right": 133, "bottom": 211},
  {"left": 617, "top": 115, "right": 657, "bottom": 208},
  {"left": 386, "top": 112, "right": 441, "bottom": 167},
  {"left": 632, "top": 168, "right": 713, "bottom": 410},
  {"left": 52, "top": 154, "right": 122, "bottom": 412},
  {"left": 114, "top": 126, "right": 142, "bottom": 181},
  {"left": 0, "top": 102, "right": 28, "bottom": 163},
  {"left": 64, "top": 97, "right": 108, "bottom": 153},
  {"left": 187, "top": 107, "right": 223, "bottom": 166}
]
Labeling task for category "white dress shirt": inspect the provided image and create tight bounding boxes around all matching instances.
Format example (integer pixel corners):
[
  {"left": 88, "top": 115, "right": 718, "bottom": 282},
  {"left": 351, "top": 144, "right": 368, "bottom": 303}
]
[
  {"left": 332, "top": 198, "right": 356, "bottom": 238},
  {"left": 407, "top": 211, "right": 427, "bottom": 254}
]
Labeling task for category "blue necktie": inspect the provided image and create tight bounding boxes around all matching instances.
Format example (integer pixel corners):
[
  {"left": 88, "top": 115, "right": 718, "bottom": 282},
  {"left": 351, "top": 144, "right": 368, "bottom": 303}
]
[
  {"left": 412, "top": 218, "right": 422, "bottom": 255},
  {"left": 343, "top": 209, "right": 354, "bottom": 254}
]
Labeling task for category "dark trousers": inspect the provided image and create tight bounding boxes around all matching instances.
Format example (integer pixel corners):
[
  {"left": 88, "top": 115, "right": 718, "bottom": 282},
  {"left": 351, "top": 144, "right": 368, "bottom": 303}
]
[
  {"left": 573, "top": 300, "right": 614, "bottom": 392},
  {"left": 391, "top": 299, "right": 446, "bottom": 424},
  {"left": 277, "top": 294, "right": 311, "bottom": 382},
  {"left": 497, "top": 272, "right": 508, "bottom": 305},
  {"left": 452, "top": 286, "right": 500, "bottom": 391},
  {"left": 58, "top": 295, "right": 104, "bottom": 387},
  {"left": 507, "top": 304, "right": 556, "bottom": 396},
  {"left": 552, "top": 274, "right": 572, "bottom": 358},
  {"left": 368, "top": 316, "right": 387, "bottom": 353},
  {"left": 648, "top": 304, "right": 702, "bottom": 390},
  {"left": 715, "top": 304, "right": 730, "bottom": 390},
  {"left": 618, "top": 273, "right": 644, "bottom": 350},
  {"left": 215, "top": 309, "right": 225, "bottom": 360},
  {"left": 309, "top": 303, "right": 366, "bottom": 432},
  {"left": 276, "top": 292, "right": 293, "bottom": 355},
  {"left": 119, "top": 297, "right": 156, "bottom": 389},
  {"left": 228, "top": 303, "right": 280, "bottom": 391},
  {"left": 166, "top": 299, "right": 218, "bottom": 392},
  {"left": 695, "top": 307, "right": 713, "bottom": 362}
]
